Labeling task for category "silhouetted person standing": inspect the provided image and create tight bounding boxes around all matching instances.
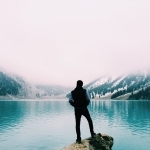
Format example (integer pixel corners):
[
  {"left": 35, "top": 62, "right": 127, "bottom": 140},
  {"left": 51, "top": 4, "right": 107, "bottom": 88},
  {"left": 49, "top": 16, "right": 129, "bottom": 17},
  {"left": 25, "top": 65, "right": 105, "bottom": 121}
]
[{"left": 69, "top": 80, "right": 95, "bottom": 143}]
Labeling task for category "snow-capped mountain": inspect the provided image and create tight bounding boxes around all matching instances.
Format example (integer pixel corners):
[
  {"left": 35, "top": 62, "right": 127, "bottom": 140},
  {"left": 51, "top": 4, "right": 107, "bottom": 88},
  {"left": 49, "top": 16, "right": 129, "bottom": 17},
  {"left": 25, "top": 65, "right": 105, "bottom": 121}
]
[
  {"left": 35, "top": 85, "right": 72, "bottom": 97},
  {"left": 0, "top": 71, "right": 71, "bottom": 99},
  {"left": 84, "top": 71, "right": 150, "bottom": 100},
  {"left": 1, "top": 69, "right": 150, "bottom": 100}
]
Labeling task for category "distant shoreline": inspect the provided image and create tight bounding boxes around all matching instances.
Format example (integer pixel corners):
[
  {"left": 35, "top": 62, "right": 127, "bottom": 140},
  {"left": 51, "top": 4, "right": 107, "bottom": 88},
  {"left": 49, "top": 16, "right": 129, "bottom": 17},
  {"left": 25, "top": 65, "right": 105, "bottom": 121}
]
[{"left": 0, "top": 98, "right": 149, "bottom": 101}]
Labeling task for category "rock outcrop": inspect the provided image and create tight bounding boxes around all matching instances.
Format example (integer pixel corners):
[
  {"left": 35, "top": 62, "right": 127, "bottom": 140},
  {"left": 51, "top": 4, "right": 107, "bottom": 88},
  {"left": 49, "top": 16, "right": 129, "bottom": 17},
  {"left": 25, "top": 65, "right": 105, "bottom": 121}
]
[{"left": 61, "top": 133, "right": 113, "bottom": 150}]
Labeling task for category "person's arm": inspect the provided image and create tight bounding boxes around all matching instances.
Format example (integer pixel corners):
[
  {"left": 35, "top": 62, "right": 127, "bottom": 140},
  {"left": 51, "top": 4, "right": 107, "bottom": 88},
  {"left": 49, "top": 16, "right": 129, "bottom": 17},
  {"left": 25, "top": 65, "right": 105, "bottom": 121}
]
[
  {"left": 68, "top": 93, "right": 75, "bottom": 107},
  {"left": 85, "top": 91, "right": 90, "bottom": 106}
]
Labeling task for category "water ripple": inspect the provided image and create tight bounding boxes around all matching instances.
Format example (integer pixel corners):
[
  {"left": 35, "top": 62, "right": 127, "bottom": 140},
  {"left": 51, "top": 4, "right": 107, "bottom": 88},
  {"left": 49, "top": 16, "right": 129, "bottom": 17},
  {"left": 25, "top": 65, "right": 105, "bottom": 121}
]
[{"left": 0, "top": 100, "right": 150, "bottom": 150}]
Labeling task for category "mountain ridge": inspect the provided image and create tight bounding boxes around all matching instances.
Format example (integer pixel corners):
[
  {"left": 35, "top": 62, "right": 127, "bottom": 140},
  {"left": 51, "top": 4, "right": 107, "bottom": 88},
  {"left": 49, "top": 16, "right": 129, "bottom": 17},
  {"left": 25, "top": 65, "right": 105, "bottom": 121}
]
[
  {"left": 85, "top": 71, "right": 150, "bottom": 100},
  {"left": 1, "top": 70, "right": 150, "bottom": 100},
  {"left": 0, "top": 71, "right": 71, "bottom": 100}
]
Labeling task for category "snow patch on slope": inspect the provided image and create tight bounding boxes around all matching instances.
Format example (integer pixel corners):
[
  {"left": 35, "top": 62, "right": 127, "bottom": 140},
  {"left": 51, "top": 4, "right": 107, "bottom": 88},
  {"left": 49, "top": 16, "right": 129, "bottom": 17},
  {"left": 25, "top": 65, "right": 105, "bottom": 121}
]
[
  {"left": 112, "top": 76, "right": 126, "bottom": 87},
  {"left": 87, "top": 77, "right": 110, "bottom": 90}
]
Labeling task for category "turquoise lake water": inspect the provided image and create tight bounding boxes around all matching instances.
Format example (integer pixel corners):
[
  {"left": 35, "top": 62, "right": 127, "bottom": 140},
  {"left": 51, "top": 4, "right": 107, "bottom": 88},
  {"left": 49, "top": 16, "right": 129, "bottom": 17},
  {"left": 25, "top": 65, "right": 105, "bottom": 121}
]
[{"left": 0, "top": 100, "right": 150, "bottom": 150}]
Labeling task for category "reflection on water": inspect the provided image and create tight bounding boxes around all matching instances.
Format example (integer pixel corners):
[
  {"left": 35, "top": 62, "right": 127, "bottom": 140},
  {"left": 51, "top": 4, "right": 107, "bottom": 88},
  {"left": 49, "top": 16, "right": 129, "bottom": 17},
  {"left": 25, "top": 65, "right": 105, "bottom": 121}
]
[{"left": 0, "top": 100, "right": 150, "bottom": 150}]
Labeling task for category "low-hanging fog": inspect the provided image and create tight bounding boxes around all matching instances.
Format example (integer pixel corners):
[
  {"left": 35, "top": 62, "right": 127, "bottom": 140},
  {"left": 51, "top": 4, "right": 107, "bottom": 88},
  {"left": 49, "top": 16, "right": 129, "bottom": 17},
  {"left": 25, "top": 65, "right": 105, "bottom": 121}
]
[{"left": 0, "top": 0, "right": 150, "bottom": 86}]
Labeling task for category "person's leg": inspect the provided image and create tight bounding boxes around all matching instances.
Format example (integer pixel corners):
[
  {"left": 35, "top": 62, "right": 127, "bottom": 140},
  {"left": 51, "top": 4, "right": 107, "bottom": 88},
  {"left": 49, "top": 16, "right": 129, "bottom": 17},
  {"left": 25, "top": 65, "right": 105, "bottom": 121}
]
[
  {"left": 82, "top": 109, "right": 95, "bottom": 136},
  {"left": 75, "top": 109, "right": 82, "bottom": 141}
]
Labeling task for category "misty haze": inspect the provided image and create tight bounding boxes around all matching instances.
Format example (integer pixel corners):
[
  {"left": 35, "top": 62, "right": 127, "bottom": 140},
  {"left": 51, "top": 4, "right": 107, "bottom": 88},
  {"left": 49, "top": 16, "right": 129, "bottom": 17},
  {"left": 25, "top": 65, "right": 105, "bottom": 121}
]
[{"left": 0, "top": 0, "right": 150, "bottom": 150}]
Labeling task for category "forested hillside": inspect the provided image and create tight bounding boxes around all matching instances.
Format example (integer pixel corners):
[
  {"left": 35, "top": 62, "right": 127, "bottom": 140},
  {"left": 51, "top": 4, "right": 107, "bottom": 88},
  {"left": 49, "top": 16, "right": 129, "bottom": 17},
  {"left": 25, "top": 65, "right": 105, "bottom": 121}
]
[
  {"left": 0, "top": 71, "right": 71, "bottom": 99},
  {"left": 84, "top": 71, "right": 150, "bottom": 100}
]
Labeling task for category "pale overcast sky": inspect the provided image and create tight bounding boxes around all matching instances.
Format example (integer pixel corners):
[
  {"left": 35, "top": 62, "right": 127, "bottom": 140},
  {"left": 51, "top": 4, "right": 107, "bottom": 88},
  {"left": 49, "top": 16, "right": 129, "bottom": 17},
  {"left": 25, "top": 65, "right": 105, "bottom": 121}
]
[{"left": 0, "top": 0, "right": 150, "bottom": 86}]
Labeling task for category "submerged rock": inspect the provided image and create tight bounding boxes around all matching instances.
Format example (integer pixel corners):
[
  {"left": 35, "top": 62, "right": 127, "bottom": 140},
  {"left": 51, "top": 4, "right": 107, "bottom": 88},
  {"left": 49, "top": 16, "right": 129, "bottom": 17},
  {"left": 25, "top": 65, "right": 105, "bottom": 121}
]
[{"left": 61, "top": 133, "right": 113, "bottom": 150}]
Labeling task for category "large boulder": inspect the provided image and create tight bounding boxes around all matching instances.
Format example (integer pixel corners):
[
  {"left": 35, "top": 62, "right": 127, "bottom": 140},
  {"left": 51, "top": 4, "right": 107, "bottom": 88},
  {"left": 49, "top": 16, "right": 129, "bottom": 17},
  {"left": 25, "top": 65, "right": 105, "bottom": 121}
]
[{"left": 61, "top": 133, "right": 113, "bottom": 150}]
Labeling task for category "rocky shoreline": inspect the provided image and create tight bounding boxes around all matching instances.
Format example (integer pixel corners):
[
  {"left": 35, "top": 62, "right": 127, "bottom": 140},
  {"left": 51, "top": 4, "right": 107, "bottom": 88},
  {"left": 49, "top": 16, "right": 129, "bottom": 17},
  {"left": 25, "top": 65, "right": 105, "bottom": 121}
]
[{"left": 61, "top": 133, "right": 113, "bottom": 150}]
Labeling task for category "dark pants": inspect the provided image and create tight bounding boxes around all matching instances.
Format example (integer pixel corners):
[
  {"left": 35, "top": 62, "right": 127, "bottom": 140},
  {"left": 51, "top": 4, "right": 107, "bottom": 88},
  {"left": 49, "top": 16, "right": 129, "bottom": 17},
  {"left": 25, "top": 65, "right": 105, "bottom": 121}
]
[{"left": 75, "top": 108, "right": 94, "bottom": 139}]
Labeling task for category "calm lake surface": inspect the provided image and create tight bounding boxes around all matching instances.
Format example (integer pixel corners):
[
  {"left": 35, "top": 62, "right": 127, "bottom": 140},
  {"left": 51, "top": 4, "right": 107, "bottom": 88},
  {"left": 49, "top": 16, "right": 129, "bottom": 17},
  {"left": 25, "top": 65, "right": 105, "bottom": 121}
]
[{"left": 0, "top": 100, "right": 150, "bottom": 150}]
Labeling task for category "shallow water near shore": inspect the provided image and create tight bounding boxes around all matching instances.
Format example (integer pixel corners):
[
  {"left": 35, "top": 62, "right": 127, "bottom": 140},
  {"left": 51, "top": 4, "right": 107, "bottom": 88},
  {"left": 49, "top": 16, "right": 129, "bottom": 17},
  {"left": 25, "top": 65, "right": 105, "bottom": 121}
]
[{"left": 0, "top": 100, "right": 150, "bottom": 150}]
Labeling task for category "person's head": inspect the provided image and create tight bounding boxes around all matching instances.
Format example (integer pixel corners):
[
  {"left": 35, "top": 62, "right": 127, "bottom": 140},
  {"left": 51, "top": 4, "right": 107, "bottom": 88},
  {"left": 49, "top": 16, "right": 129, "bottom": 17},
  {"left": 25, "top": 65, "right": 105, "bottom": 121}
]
[{"left": 76, "top": 80, "right": 83, "bottom": 87}]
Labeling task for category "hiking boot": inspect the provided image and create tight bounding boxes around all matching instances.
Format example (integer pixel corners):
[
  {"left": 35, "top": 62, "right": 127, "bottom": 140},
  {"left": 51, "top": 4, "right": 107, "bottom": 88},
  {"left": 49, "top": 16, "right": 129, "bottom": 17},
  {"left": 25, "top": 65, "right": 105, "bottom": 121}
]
[
  {"left": 91, "top": 133, "right": 96, "bottom": 138},
  {"left": 76, "top": 138, "right": 81, "bottom": 144}
]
